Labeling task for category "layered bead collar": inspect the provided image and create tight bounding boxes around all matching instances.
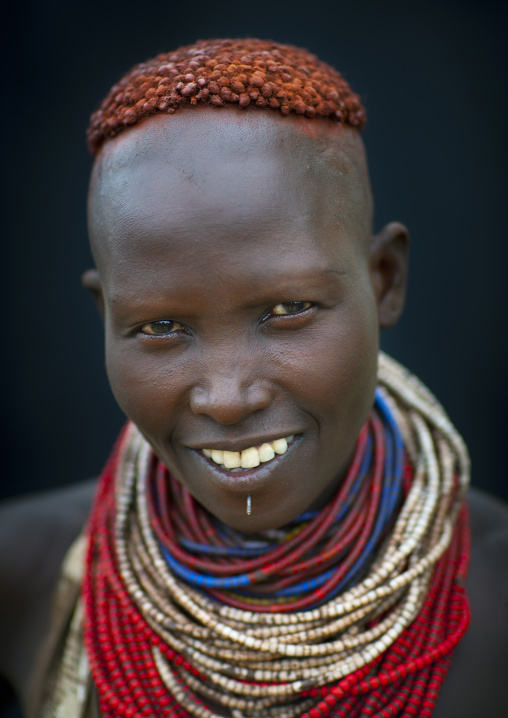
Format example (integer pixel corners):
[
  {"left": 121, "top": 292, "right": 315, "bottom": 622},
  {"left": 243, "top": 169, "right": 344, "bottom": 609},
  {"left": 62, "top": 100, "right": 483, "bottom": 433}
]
[{"left": 82, "top": 353, "right": 471, "bottom": 718}]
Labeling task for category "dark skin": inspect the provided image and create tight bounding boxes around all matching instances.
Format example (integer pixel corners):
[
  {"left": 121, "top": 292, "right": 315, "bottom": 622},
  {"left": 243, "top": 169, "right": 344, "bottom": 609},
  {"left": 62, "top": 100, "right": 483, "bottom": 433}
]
[
  {"left": 85, "top": 110, "right": 405, "bottom": 533},
  {"left": 0, "top": 108, "right": 507, "bottom": 716}
]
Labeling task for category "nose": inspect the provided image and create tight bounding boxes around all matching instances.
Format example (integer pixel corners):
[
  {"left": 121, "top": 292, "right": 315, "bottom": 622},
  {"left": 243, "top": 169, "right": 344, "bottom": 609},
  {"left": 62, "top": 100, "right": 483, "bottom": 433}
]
[{"left": 189, "top": 364, "right": 273, "bottom": 425}]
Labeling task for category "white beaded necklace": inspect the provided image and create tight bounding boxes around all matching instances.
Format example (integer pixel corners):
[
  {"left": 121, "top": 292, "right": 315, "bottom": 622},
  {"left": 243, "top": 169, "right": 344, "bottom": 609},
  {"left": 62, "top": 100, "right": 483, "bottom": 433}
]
[{"left": 105, "top": 352, "right": 469, "bottom": 718}]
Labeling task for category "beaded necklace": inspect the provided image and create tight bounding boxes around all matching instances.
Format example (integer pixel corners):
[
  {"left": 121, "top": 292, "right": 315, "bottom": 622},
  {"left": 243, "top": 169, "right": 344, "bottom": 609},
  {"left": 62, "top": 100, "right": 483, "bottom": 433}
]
[{"left": 83, "top": 353, "right": 471, "bottom": 718}]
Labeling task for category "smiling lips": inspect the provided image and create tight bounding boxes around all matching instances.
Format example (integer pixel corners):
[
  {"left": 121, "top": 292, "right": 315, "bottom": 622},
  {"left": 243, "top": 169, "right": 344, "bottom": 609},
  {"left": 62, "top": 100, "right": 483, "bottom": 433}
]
[{"left": 201, "top": 435, "right": 295, "bottom": 470}]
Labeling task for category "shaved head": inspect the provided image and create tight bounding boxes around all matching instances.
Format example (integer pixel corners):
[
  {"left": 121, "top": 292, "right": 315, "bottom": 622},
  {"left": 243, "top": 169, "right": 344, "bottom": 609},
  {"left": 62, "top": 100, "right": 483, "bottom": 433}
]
[{"left": 88, "top": 107, "right": 373, "bottom": 279}]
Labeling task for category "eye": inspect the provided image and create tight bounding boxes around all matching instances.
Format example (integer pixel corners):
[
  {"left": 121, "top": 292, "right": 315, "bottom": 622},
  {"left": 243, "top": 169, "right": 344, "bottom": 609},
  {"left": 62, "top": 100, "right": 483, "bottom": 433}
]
[
  {"left": 270, "top": 301, "right": 313, "bottom": 316},
  {"left": 139, "top": 320, "right": 185, "bottom": 336}
]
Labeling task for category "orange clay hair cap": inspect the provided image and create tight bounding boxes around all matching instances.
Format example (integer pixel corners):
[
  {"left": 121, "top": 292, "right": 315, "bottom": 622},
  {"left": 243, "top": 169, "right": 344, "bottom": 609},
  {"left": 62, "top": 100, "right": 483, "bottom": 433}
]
[{"left": 87, "top": 38, "right": 366, "bottom": 156}]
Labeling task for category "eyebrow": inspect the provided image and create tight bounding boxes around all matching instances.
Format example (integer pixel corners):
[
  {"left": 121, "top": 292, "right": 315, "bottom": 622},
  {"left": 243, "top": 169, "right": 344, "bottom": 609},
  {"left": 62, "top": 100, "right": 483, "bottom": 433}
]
[
  {"left": 238, "top": 267, "right": 351, "bottom": 287},
  {"left": 106, "top": 265, "right": 352, "bottom": 317}
]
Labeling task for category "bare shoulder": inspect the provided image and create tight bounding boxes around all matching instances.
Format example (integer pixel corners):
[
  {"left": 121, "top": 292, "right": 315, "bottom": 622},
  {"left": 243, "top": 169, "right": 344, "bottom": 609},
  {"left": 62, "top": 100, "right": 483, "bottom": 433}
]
[
  {"left": 0, "top": 480, "right": 96, "bottom": 697},
  {"left": 1, "top": 483, "right": 506, "bottom": 714},
  {"left": 434, "top": 487, "right": 508, "bottom": 717},
  {"left": 468, "top": 485, "right": 508, "bottom": 540}
]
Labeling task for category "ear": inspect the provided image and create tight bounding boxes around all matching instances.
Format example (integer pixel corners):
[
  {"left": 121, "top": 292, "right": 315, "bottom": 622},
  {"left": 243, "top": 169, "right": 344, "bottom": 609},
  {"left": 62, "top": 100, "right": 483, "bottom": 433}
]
[
  {"left": 81, "top": 268, "right": 105, "bottom": 320},
  {"left": 369, "top": 221, "right": 410, "bottom": 329}
]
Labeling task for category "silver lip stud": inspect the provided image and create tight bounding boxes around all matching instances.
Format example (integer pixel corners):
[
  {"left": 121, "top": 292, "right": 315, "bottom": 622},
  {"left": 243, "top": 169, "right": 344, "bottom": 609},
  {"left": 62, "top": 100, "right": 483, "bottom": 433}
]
[{"left": 247, "top": 495, "right": 252, "bottom": 515}]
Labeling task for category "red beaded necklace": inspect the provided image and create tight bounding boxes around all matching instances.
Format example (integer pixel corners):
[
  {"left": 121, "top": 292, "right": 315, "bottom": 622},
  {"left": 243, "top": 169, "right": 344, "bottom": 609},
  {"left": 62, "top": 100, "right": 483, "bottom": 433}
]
[
  {"left": 83, "top": 355, "right": 472, "bottom": 718},
  {"left": 83, "top": 433, "right": 470, "bottom": 717}
]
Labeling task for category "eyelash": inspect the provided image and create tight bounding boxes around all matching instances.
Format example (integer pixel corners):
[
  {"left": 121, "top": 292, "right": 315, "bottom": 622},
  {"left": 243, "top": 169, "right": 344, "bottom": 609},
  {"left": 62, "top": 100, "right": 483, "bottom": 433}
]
[
  {"left": 262, "top": 301, "right": 314, "bottom": 321},
  {"left": 138, "top": 302, "right": 314, "bottom": 337},
  {"left": 139, "top": 320, "right": 187, "bottom": 337}
]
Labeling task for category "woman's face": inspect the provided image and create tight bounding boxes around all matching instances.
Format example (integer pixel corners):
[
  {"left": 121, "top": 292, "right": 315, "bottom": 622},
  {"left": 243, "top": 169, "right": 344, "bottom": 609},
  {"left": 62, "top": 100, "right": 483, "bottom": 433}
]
[{"left": 87, "top": 109, "right": 404, "bottom": 532}]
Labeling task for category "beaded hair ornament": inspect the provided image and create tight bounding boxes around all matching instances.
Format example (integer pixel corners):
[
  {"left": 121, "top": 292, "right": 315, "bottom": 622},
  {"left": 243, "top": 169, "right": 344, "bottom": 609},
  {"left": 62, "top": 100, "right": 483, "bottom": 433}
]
[{"left": 71, "top": 353, "right": 470, "bottom": 718}]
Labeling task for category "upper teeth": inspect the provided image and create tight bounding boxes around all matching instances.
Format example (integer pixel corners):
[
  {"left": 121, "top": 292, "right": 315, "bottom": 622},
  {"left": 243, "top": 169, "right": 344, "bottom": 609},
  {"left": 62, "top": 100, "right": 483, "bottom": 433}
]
[{"left": 202, "top": 436, "right": 294, "bottom": 469}]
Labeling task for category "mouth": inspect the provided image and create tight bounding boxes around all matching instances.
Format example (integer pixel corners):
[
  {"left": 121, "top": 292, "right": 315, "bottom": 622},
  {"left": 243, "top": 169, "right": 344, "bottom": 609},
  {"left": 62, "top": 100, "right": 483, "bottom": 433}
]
[
  {"left": 183, "top": 433, "right": 303, "bottom": 498},
  {"left": 199, "top": 434, "right": 296, "bottom": 471}
]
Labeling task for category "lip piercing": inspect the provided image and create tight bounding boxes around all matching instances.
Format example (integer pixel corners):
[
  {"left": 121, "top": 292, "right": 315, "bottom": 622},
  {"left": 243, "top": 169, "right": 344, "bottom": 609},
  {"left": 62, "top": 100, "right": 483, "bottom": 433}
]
[{"left": 247, "top": 495, "right": 252, "bottom": 515}]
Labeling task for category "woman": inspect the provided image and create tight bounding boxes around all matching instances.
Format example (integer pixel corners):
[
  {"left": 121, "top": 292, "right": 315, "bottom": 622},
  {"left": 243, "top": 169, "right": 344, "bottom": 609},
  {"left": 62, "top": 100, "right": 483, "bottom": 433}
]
[{"left": 1, "top": 38, "right": 507, "bottom": 718}]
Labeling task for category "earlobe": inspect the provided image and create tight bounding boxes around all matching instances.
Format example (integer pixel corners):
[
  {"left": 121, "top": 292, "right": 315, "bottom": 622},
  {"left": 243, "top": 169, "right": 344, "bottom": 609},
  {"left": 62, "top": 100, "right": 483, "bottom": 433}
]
[
  {"left": 369, "top": 221, "right": 410, "bottom": 329},
  {"left": 81, "top": 268, "right": 105, "bottom": 319}
]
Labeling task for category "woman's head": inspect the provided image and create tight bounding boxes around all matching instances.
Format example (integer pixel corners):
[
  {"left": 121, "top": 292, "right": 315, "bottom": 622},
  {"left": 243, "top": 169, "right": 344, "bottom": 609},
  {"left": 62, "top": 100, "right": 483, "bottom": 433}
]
[{"left": 84, "top": 39, "right": 409, "bottom": 532}]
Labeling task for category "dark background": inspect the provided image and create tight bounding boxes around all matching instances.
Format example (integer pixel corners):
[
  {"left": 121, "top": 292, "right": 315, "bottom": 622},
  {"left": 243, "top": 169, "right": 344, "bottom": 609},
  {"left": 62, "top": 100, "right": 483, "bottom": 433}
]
[
  {"left": 0, "top": 0, "right": 507, "bottom": 714},
  {"left": 2, "top": 0, "right": 507, "bottom": 508}
]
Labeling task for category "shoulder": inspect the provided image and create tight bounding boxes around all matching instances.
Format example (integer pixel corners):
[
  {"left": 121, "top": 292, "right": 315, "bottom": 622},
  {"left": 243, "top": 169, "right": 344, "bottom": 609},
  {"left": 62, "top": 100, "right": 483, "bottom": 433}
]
[
  {"left": 468, "top": 485, "right": 508, "bottom": 537},
  {"left": 433, "top": 487, "right": 508, "bottom": 717},
  {"left": 466, "top": 487, "right": 508, "bottom": 651},
  {"left": 0, "top": 480, "right": 96, "bottom": 696}
]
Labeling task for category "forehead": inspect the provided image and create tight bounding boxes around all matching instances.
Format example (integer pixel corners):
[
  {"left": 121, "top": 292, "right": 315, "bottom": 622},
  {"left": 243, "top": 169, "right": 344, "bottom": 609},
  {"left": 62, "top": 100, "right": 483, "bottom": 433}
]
[{"left": 88, "top": 108, "right": 371, "bottom": 279}]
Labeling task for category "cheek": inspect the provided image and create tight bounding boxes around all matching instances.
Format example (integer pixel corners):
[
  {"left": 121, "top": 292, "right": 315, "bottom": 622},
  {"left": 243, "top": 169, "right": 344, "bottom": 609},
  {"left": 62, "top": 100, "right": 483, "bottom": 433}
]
[
  {"left": 276, "top": 293, "right": 379, "bottom": 438},
  {"left": 105, "top": 336, "right": 188, "bottom": 434}
]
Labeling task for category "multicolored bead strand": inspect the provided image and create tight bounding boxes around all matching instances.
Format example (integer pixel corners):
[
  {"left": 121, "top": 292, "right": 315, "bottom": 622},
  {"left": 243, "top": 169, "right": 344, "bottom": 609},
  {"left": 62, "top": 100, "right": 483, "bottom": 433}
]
[{"left": 83, "top": 352, "right": 471, "bottom": 718}]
